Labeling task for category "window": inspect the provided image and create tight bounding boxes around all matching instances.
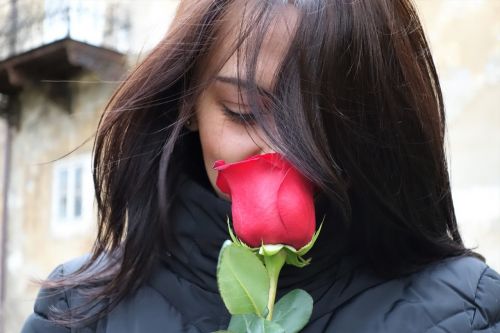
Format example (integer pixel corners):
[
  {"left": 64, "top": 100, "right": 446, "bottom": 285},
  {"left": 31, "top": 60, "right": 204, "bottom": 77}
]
[
  {"left": 57, "top": 169, "right": 68, "bottom": 219},
  {"left": 51, "top": 154, "right": 94, "bottom": 237}
]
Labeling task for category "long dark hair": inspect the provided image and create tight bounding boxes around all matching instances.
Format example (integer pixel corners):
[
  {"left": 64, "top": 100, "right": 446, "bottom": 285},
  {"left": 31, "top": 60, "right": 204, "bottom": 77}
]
[{"left": 45, "top": 0, "right": 482, "bottom": 326}]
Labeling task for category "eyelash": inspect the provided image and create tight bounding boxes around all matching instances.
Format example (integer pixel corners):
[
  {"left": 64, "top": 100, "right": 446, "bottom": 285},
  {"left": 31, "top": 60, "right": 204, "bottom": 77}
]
[{"left": 221, "top": 105, "right": 256, "bottom": 124}]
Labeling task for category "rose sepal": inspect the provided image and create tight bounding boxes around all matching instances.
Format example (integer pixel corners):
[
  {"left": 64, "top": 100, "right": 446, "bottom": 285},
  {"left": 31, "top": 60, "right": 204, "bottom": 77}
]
[
  {"left": 258, "top": 244, "right": 310, "bottom": 268},
  {"left": 257, "top": 220, "right": 323, "bottom": 268},
  {"left": 226, "top": 218, "right": 255, "bottom": 251},
  {"left": 283, "top": 250, "right": 311, "bottom": 268},
  {"left": 227, "top": 218, "right": 323, "bottom": 257},
  {"left": 295, "top": 218, "right": 324, "bottom": 256},
  {"left": 258, "top": 244, "right": 284, "bottom": 256}
]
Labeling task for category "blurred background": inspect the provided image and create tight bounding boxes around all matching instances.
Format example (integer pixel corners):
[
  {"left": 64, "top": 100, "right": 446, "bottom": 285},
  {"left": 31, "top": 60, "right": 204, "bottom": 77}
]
[{"left": 0, "top": 0, "right": 498, "bottom": 332}]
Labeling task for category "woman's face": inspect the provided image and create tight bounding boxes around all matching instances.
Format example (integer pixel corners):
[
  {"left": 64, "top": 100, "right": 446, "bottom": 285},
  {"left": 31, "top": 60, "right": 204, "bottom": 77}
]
[{"left": 193, "top": 6, "right": 298, "bottom": 199}]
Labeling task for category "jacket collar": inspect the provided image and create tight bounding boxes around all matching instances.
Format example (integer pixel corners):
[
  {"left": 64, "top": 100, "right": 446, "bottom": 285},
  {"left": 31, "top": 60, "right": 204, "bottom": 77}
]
[{"left": 154, "top": 173, "right": 387, "bottom": 318}]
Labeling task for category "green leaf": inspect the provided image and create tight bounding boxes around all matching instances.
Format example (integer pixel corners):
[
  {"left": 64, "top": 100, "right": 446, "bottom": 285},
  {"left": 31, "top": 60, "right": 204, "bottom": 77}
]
[
  {"left": 218, "top": 240, "right": 233, "bottom": 261},
  {"left": 271, "top": 289, "right": 313, "bottom": 333},
  {"left": 217, "top": 243, "right": 270, "bottom": 316},
  {"left": 229, "top": 314, "right": 285, "bottom": 333}
]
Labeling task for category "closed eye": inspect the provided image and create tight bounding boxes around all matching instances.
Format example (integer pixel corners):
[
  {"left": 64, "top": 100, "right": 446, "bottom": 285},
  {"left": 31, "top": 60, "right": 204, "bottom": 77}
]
[{"left": 221, "top": 104, "right": 256, "bottom": 124}]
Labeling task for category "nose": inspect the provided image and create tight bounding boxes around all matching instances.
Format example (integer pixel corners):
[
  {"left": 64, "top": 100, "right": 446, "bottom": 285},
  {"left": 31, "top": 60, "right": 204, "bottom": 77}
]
[
  {"left": 258, "top": 144, "right": 275, "bottom": 155},
  {"left": 249, "top": 129, "right": 275, "bottom": 156}
]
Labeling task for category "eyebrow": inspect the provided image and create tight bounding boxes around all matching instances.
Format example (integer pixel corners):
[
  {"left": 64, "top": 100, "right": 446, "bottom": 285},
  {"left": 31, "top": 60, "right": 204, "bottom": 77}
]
[{"left": 215, "top": 76, "right": 274, "bottom": 99}]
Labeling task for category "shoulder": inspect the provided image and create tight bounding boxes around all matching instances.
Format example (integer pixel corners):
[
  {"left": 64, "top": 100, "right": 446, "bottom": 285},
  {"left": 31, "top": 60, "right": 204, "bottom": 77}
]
[
  {"left": 21, "top": 254, "right": 204, "bottom": 332},
  {"left": 391, "top": 255, "right": 500, "bottom": 332},
  {"left": 21, "top": 254, "right": 100, "bottom": 333},
  {"left": 410, "top": 255, "right": 489, "bottom": 294},
  {"left": 326, "top": 255, "right": 500, "bottom": 333},
  {"left": 430, "top": 256, "right": 500, "bottom": 331}
]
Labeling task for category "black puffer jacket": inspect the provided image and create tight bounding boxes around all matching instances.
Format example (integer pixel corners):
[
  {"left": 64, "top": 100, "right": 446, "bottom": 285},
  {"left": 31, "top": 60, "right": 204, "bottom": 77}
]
[{"left": 22, "top": 176, "right": 500, "bottom": 333}]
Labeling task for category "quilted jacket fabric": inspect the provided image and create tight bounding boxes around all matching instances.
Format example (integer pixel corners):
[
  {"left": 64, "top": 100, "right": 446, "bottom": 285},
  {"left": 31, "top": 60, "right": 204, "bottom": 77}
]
[{"left": 21, "top": 175, "right": 500, "bottom": 333}]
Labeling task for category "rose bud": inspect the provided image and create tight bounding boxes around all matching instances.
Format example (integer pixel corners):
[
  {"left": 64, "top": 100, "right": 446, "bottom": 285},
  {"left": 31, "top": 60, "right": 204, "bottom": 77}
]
[{"left": 213, "top": 153, "right": 315, "bottom": 250}]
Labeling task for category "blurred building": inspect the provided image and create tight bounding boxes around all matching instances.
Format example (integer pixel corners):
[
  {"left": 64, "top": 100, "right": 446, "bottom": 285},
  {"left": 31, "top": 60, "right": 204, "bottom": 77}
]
[
  {"left": 0, "top": 1, "right": 178, "bottom": 332},
  {"left": 0, "top": 1, "right": 498, "bottom": 333},
  {"left": 0, "top": 1, "right": 129, "bottom": 331}
]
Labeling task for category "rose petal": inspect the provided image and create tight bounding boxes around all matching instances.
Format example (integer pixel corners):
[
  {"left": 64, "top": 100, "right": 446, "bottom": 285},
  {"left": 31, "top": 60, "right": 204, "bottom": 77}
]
[
  {"left": 213, "top": 153, "right": 316, "bottom": 248},
  {"left": 277, "top": 167, "right": 315, "bottom": 249},
  {"left": 215, "top": 170, "right": 231, "bottom": 195}
]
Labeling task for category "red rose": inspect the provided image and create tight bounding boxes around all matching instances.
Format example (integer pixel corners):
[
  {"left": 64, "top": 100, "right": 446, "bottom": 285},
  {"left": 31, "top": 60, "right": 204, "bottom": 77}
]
[{"left": 213, "top": 153, "right": 315, "bottom": 249}]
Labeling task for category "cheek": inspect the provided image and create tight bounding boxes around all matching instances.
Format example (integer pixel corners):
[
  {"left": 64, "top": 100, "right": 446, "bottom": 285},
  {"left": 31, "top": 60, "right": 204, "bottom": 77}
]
[
  {"left": 199, "top": 123, "right": 253, "bottom": 199},
  {"left": 197, "top": 111, "right": 265, "bottom": 197},
  {"left": 199, "top": 118, "right": 255, "bottom": 170},
  {"left": 195, "top": 90, "right": 273, "bottom": 197}
]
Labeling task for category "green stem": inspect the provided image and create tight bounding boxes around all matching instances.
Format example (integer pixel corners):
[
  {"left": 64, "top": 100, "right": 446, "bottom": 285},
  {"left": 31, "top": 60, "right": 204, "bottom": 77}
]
[
  {"left": 267, "top": 272, "right": 278, "bottom": 320},
  {"left": 263, "top": 249, "right": 287, "bottom": 321}
]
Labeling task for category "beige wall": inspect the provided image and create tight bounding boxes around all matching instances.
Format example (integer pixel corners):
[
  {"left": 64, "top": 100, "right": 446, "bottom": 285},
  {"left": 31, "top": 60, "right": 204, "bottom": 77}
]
[
  {"left": 416, "top": 0, "right": 500, "bottom": 270},
  {"left": 3, "top": 72, "right": 117, "bottom": 333},
  {"left": 0, "top": 118, "right": 6, "bottom": 248},
  {"left": 2, "top": 1, "right": 180, "bottom": 331}
]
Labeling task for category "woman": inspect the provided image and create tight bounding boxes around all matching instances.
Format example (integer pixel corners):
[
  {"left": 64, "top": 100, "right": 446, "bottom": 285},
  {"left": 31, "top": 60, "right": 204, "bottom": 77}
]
[{"left": 22, "top": 0, "right": 500, "bottom": 332}]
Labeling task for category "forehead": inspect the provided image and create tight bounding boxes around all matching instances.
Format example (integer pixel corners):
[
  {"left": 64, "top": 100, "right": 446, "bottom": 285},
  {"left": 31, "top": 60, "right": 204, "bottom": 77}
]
[{"left": 202, "top": 2, "right": 299, "bottom": 92}]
